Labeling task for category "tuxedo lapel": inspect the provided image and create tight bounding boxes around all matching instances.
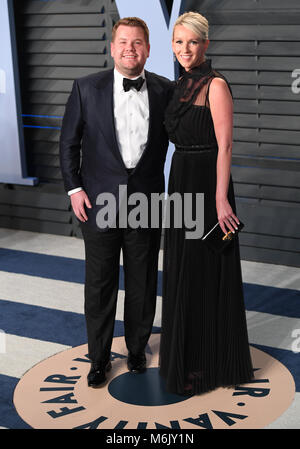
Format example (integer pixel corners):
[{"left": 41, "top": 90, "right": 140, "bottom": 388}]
[
  {"left": 90, "top": 69, "right": 165, "bottom": 173},
  {"left": 91, "top": 70, "right": 127, "bottom": 170}
]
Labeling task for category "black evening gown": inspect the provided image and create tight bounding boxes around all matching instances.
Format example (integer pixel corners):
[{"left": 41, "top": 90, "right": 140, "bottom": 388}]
[{"left": 159, "top": 59, "right": 254, "bottom": 395}]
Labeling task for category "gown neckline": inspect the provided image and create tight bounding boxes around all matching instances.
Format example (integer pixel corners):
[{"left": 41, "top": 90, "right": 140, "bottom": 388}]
[{"left": 182, "top": 59, "right": 213, "bottom": 79}]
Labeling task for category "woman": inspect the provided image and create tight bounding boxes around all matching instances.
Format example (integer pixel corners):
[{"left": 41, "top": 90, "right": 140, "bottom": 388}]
[{"left": 159, "top": 12, "right": 254, "bottom": 396}]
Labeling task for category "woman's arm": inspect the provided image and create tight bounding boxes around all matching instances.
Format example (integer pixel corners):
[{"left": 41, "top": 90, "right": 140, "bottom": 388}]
[{"left": 209, "top": 77, "right": 240, "bottom": 235}]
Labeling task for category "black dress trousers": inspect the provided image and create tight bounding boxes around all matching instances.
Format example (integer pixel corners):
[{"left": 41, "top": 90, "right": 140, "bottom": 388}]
[{"left": 81, "top": 220, "right": 161, "bottom": 364}]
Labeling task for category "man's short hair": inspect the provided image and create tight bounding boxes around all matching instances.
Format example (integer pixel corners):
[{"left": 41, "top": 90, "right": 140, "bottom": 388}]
[{"left": 112, "top": 17, "right": 150, "bottom": 44}]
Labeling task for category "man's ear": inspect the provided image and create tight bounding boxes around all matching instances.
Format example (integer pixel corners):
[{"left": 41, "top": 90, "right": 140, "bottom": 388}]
[{"left": 110, "top": 41, "right": 115, "bottom": 58}]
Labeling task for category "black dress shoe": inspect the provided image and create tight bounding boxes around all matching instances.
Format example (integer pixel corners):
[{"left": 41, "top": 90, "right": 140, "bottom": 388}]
[
  {"left": 87, "top": 360, "right": 112, "bottom": 388},
  {"left": 127, "top": 352, "right": 146, "bottom": 373}
]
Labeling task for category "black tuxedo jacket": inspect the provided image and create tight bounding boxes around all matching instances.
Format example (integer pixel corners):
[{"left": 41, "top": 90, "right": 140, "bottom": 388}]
[{"left": 59, "top": 68, "right": 173, "bottom": 230}]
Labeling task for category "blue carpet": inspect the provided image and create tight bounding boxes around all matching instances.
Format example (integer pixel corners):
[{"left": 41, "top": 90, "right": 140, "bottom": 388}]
[
  {"left": 0, "top": 374, "right": 31, "bottom": 429},
  {"left": 0, "top": 299, "right": 87, "bottom": 346},
  {"left": 0, "top": 248, "right": 299, "bottom": 318},
  {"left": 0, "top": 300, "right": 160, "bottom": 347},
  {"left": 251, "top": 344, "right": 300, "bottom": 392},
  {"left": 0, "top": 247, "right": 299, "bottom": 429},
  {"left": 244, "top": 284, "right": 300, "bottom": 319}
]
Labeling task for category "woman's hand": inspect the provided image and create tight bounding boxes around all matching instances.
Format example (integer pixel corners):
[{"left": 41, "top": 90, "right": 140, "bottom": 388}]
[{"left": 216, "top": 196, "right": 239, "bottom": 235}]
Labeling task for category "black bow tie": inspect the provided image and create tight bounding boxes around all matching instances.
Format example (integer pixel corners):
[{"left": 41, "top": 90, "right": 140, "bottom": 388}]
[{"left": 123, "top": 77, "right": 144, "bottom": 92}]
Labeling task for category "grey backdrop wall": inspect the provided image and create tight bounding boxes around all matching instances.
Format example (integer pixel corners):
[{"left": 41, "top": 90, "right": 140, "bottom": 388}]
[
  {"left": 187, "top": 0, "right": 300, "bottom": 267},
  {"left": 0, "top": 0, "right": 299, "bottom": 267},
  {"left": 0, "top": 0, "right": 119, "bottom": 237}
]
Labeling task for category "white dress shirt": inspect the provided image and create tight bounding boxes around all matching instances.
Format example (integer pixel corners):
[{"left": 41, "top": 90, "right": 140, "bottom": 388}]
[{"left": 68, "top": 68, "right": 150, "bottom": 196}]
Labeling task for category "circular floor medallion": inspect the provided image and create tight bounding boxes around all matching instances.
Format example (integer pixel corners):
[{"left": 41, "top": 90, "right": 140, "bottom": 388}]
[{"left": 13, "top": 334, "right": 295, "bottom": 429}]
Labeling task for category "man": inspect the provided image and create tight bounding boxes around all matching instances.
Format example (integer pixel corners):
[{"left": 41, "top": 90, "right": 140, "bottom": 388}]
[{"left": 59, "top": 17, "right": 173, "bottom": 387}]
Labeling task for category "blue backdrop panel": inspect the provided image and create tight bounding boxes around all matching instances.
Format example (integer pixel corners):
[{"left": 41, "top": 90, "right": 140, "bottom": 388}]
[{"left": 0, "top": 0, "right": 37, "bottom": 185}]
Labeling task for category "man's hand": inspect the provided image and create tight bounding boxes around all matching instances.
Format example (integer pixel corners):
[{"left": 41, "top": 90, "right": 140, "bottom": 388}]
[{"left": 70, "top": 190, "right": 92, "bottom": 222}]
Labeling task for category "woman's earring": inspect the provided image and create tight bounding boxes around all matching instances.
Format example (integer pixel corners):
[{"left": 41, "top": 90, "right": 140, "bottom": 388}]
[{"left": 173, "top": 53, "right": 177, "bottom": 62}]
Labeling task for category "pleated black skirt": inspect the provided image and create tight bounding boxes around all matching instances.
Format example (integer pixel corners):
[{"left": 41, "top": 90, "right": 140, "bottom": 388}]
[{"left": 159, "top": 147, "right": 255, "bottom": 395}]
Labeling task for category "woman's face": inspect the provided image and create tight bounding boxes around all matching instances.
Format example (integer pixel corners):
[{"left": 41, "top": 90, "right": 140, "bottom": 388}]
[{"left": 172, "top": 24, "right": 209, "bottom": 71}]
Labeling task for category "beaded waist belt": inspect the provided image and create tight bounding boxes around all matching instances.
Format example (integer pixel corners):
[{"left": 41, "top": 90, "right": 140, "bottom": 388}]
[{"left": 175, "top": 143, "right": 217, "bottom": 152}]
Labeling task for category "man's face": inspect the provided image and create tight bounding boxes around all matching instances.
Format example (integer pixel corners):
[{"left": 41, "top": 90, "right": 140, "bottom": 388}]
[{"left": 111, "top": 25, "right": 150, "bottom": 78}]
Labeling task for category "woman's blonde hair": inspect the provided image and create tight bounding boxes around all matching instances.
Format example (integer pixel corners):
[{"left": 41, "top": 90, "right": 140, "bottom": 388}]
[{"left": 173, "top": 11, "right": 209, "bottom": 41}]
